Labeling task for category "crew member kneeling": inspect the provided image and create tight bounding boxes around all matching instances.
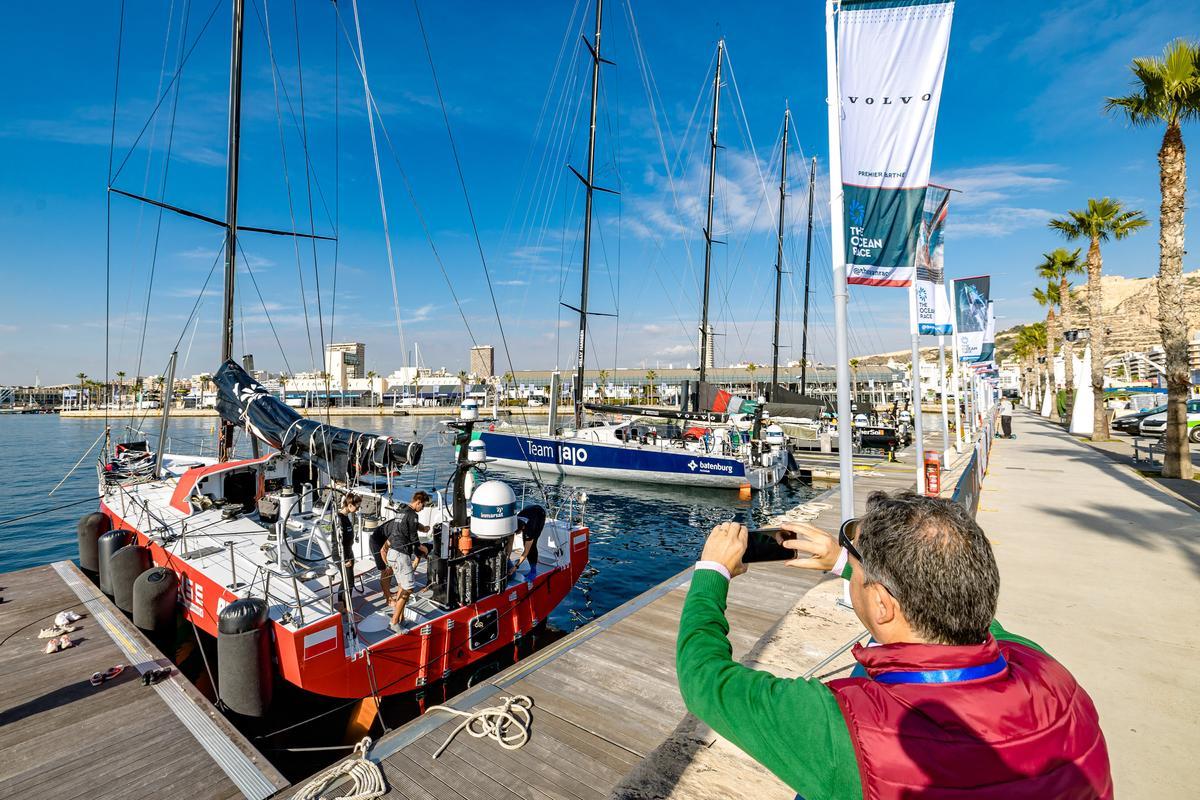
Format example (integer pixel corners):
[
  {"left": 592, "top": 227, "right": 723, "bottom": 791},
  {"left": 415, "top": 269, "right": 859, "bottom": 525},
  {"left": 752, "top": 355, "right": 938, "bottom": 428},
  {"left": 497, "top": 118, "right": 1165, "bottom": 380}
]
[{"left": 677, "top": 491, "right": 1112, "bottom": 799}]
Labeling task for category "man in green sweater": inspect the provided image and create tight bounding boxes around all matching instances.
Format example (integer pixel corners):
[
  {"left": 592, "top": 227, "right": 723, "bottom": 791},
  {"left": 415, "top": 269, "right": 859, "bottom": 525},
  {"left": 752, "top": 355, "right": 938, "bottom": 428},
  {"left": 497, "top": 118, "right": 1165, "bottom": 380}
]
[{"left": 676, "top": 491, "right": 1111, "bottom": 799}]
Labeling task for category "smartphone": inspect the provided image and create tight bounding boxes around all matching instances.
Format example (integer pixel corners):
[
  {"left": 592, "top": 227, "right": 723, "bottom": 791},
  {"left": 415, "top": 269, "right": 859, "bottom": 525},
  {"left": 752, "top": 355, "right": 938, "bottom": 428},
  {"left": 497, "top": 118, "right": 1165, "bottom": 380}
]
[{"left": 742, "top": 527, "right": 796, "bottom": 563}]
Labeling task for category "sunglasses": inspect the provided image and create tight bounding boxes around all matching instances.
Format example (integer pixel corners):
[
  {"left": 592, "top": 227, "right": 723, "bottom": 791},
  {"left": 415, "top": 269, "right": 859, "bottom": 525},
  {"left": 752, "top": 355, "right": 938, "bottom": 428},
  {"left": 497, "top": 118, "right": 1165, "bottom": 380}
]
[
  {"left": 839, "top": 517, "right": 898, "bottom": 598},
  {"left": 839, "top": 518, "right": 863, "bottom": 563}
]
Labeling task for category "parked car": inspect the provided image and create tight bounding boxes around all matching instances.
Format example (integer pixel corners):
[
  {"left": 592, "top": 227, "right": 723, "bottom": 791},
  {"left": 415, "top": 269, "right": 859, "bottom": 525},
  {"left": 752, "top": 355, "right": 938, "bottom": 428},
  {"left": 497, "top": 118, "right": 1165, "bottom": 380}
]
[
  {"left": 1112, "top": 404, "right": 1166, "bottom": 435},
  {"left": 1138, "top": 400, "right": 1200, "bottom": 442}
]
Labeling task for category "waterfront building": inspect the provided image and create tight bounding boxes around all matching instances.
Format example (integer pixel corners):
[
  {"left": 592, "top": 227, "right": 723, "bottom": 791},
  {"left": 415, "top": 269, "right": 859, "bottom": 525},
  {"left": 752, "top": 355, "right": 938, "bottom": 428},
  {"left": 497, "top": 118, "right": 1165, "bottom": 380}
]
[{"left": 470, "top": 345, "right": 495, "bottom": 378}]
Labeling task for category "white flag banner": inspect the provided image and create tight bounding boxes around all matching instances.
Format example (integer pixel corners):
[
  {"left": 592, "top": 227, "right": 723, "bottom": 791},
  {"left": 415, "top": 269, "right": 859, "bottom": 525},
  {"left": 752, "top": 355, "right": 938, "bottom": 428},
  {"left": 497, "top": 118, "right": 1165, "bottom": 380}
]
[
  {"left": 838, "top": 0, "right": 955, "bottom": 287},
  {"left": 953, "top": 275, "right": 990, "bottom": 362},
  {"left": 977, "top": 301, "right": 996, "bottom": 363},
  {"left": 915, "top": 187, "right": 953, "bottom": 334}
]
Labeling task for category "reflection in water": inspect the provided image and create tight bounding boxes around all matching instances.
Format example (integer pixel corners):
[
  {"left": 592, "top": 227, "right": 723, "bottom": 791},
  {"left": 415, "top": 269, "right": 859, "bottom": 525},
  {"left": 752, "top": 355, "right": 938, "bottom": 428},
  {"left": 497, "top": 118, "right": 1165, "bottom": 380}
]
[{"left": 0, "top": 412, "right": 820, "bottom": 777}]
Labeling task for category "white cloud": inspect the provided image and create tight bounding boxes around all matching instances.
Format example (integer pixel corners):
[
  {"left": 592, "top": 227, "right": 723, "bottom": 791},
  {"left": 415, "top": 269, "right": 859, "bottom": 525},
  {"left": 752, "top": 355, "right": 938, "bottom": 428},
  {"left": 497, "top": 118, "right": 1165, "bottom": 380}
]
[
  {"left": 954, "top": 206, "right": 1059, "bottom": 237},
  {"left": 931, "top": 163, "right": 1064, "bottom": 208}
]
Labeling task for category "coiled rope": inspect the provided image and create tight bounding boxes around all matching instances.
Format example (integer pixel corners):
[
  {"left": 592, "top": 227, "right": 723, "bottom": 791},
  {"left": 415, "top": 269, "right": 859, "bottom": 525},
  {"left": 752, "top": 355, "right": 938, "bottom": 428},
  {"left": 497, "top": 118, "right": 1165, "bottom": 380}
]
[
  {"left": 427, "top": 695, "right": 533, "bottom": 759},
  {"left": 294, "top": 737, "right": 385, "bottom": 800}
]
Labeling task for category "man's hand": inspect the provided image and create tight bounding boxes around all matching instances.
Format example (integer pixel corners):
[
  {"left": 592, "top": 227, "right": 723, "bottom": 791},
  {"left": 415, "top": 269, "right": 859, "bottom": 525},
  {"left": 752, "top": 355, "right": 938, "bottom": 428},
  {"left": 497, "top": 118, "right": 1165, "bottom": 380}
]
[
  {"left": 700, "top": 522, "right": 749, "bottom": 578},
  {"left": 777, "top": 522, "right": 840, "bottom": 571}
]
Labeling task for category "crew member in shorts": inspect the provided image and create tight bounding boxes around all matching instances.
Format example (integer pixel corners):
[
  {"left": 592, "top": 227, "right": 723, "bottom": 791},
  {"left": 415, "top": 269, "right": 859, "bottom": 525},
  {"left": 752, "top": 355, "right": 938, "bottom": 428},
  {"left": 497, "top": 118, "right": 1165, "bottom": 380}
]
[{"left": 380, "top": 491, "right": 430, "bottom": 633}]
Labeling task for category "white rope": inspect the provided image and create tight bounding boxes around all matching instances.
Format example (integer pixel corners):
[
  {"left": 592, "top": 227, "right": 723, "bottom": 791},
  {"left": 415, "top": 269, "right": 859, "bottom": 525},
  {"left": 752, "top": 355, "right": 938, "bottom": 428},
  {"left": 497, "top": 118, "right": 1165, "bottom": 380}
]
[
  {"left": 427, "top": 695, "right": 533, "bottom": 759},
  {"left": 294, "top": 737, "right": 385, "bottom": 800}
]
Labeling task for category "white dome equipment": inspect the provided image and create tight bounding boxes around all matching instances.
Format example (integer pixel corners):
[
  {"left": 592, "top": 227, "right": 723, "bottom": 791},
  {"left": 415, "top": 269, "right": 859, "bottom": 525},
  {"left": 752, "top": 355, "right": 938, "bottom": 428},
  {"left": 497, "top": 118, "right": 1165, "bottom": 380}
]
[
  {"left": 467, "top": 439, "right": 487, "bottom": 464},
  {"left": 469, "top": 480, "right": 518, "bottom": 540},
  {"left": 764, "top": 424, "right": 786, "bottom": 446},
  {"left": 460, "top": 399, "right": 479, "bottom": 421}
]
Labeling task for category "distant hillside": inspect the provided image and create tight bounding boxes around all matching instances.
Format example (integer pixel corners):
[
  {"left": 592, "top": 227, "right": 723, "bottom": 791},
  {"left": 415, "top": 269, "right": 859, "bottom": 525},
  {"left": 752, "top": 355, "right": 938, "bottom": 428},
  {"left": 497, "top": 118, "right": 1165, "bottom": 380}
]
[{"left": 846, "top": 269, "right": 1199, "bottom": 365}]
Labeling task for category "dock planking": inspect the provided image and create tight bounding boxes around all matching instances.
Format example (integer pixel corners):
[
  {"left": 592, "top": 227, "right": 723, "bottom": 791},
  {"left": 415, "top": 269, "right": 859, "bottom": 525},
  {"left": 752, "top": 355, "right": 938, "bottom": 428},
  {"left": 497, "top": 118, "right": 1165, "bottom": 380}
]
[
  {"left": 279, "top": 437, "right": 981, "bottom": 800},
  {"left": 0, "top": 562, "right": 287, "bottom": 800}
]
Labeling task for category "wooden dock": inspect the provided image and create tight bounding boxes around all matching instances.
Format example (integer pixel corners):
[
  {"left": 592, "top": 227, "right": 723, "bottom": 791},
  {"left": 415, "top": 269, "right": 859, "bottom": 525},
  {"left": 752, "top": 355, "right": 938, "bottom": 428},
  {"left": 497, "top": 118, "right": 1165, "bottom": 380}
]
[
  {"left": 284, "top": 434, "right": 979, "bottom": 800},
  {"left": 0, "top": 562, "right": 288, "bottom": 800}
]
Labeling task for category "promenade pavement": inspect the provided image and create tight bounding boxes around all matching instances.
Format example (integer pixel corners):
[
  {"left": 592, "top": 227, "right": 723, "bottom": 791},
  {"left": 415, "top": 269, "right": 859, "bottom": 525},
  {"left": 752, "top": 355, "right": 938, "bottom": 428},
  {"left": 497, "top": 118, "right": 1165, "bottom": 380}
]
[{"left": 984, "top": 411, "right": 1199, "bottom": 799}]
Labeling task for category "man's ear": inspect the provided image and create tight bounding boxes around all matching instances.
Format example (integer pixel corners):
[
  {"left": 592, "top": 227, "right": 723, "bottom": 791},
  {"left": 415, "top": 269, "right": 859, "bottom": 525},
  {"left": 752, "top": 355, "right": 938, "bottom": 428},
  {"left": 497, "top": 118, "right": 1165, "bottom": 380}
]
[{"left": 869, "top": 583, "right": 898, "bottom": 627}]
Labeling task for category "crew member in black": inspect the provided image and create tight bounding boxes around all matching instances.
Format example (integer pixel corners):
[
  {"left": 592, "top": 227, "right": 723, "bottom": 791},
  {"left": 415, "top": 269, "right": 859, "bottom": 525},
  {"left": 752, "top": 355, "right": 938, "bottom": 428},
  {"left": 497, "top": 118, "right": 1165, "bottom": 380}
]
[
  {"left": 335, "top": 492, "right": 362, "bottom": 567},
  {"left": 382, "top": 491, "right": 431, "bottom": 633},
  {"left": 334, "top": 492, "right": 362, "bottom": 609},
  {"left": 508, "top": 504, "right": 546, "bottom": 578}
]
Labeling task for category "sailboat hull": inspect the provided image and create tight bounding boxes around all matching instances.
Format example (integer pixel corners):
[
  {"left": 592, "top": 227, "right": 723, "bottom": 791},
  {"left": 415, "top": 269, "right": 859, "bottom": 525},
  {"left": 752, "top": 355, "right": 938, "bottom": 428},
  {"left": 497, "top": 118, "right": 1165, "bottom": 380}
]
[
  {"left": 98, "top": 498, "right": 589, "bottom": 700},
  {"left": 480, "top": 431, "right": 777, "bottom": 488}
]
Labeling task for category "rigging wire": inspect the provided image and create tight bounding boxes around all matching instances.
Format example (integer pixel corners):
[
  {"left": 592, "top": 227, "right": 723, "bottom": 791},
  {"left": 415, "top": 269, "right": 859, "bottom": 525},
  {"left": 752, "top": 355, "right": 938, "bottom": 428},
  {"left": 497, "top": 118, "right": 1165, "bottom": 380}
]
[
  {"left": 104, "top": 0, "right": 128, "bottom": 450},
  {"left": 172, "top": 239, "right": 226, "bottom": 352},
  {"left": 408, "top": 0, "right": 548, "bottom": 497},
  {"left": 131, "top": 0, "right": 193, "bottom": 438},
  {"left": 109, "top": 0, "right": 224, "bottom": 185},
  {"left": 290, "top": 0, "right": 330, "bottom": 421},
  {"left": 348, "top": 0, "right": 408, "bottom": 374},
  {"left": 328, "top": 10, "right": 340, "bottom": 359},
  {"left": 115, "top": 0, "right": 178, "bottom": 372},
  {"left": 257, "top": 0, "right": 318, "bottom": 372},
  {"left": 237, "top": 238, "right": 296, "bottom": 376},
  {"left": 502, "top": 0, "right": 586, "bottom": 241}
]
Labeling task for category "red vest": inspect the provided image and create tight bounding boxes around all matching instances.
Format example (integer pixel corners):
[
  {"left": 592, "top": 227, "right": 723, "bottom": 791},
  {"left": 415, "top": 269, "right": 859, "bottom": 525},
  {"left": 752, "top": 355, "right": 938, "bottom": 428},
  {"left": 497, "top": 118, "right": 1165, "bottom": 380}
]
[{"left": 827, "top": 636, "right": 1112, "bottom": 799}]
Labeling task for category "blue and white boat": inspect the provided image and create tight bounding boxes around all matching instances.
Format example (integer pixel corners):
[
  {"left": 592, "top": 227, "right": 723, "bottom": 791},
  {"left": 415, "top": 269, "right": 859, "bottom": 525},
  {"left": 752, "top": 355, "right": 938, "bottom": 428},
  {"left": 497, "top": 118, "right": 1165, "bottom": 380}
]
[
  {"left": 479, "top": 403, "right": 789, "bottom": 490},
  {"left": 479, "top": 34, "right": 789, "bottom": 491}
]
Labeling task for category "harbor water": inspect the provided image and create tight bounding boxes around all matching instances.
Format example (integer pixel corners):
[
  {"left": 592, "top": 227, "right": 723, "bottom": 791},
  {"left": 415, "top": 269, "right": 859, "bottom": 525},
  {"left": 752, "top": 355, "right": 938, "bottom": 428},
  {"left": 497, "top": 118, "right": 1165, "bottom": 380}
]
[{"left": 0, "top": 412, "right": 819, "bottom": 631}]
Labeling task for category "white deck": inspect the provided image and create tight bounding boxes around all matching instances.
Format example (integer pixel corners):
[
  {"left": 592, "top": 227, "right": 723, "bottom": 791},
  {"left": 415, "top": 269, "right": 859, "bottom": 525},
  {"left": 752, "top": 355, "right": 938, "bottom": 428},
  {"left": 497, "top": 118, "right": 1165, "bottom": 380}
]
[{"left": 104, "top": 454, "right": 575, "bottom": 651}]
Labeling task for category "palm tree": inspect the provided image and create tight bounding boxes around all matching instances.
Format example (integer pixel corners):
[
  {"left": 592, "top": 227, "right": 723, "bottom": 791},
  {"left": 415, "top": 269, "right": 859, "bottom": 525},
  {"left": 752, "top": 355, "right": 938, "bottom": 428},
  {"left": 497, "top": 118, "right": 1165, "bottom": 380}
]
[
  {"left": 502, "top": 371, "right": 514, "bottom": 405},
  {"left": 278, "top": 373, "right": 289, "bottom": 403},
  {"left": 1106, "top": 38, "right": 1200, "bottom": 477},
  {"left": 1049, "top": 199, "right": 1148, "bottom": 439},
  {"left": 645, "top": 370, "right": 658, "bottom": 404},
  {"left": 115, "top": 370, "right": 126, "bottom": 409},
  {"left": 76, "top": 372, "right": 87, "bottom": 410},
  {"left": 849, "top": 358, "right": 860, "bottom": 402},
  {"left": 596, "top": 369, "right": 608, "bottom": 404},
  {"left": 1034, "top": 248, "right": 1083, "bottom": 392},
  {"left": 745, "top": 363, "right": 757, "bottom": 398},
  {"left": 366, "top": 370, "right": 379, "bottom": 406},
  {"left": 1032, "top": 281, "right": 1061, "bottom": 418},
  {"left": 457, "top": 370, "right": 469, "bottom": 403}
]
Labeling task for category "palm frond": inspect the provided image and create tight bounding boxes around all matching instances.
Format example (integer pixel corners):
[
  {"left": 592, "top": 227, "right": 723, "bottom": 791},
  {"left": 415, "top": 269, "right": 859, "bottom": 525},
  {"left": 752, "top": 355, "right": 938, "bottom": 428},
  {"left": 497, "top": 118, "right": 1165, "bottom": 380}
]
[{"left": 1106, "top": 38, "right": 1200, "bottom": 127}]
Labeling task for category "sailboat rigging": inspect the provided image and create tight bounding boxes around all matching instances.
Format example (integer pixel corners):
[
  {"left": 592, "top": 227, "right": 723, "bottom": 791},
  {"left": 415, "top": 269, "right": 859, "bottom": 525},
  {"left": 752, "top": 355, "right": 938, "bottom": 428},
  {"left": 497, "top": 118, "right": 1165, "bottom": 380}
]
[
  {"left": 480, "top": 34, "right": 788, "bottom": 490},
  {"left": 79, "top": 0, "right": 590, "bottom": 717}
]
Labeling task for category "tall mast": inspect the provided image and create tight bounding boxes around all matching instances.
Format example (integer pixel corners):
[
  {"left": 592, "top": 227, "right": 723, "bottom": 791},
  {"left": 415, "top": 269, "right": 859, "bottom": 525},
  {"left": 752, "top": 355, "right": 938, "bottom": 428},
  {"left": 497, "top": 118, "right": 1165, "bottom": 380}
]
[
  {"left": 218, "top": 0, "right": 246, "bottom": 462},
  {"left": 572, "top": 0, "right": 606, "bottom": 430},
  {"left": 800, "top": 155, "right": 816, "bottom": 395},
  {"left": 698, "top": 40, "right": 724, "bottom": 384},
  {"left": 770, "top": 107, "right": 789, "bottom": 395}
]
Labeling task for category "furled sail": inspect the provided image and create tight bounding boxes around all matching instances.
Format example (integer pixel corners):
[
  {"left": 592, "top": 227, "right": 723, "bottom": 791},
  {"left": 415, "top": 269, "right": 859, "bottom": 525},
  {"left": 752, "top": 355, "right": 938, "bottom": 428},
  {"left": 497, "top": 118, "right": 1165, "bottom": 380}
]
[
  {"left": 213, "top": 360, "right": 422, "bottom": 479},
  {"left": 763, "top": 383, "right": 827, "bottom": 419}
]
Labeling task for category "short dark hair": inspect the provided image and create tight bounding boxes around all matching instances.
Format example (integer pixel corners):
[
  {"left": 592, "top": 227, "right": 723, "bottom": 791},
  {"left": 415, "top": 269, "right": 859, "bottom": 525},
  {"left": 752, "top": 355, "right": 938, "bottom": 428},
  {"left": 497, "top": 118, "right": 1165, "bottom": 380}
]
[
  {"left": 411, "top": 491, "right": 432, "bottom": 505},
  {"left": 857, "top": 491, "right": 999, "bottom": 645},
  {"left": 342, "top": 492, "right": 362, "bottom": 509}
]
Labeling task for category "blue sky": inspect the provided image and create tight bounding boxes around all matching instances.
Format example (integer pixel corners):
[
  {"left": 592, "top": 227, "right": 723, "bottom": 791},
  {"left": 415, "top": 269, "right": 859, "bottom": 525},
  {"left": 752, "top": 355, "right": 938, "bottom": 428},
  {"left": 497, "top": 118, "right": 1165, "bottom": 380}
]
[{"left": 2, "top": 0, "right": 1198, "bottom": 385}]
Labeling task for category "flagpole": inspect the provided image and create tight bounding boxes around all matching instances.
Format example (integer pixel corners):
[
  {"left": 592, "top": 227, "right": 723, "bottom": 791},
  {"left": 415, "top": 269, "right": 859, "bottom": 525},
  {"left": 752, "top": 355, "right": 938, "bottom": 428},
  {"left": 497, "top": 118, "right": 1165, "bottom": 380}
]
[
  {"left": 908, "top": 282, "right": 926, "bottom": 493},
  {"left": 825, "top": 0, "right": 854, "bottom": 521},
  {"left": 938, "top": 334, "right": 950, "bottom": 465},
  {"left": 950, "top": 287, "right": 964, "bottom": 451}
]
